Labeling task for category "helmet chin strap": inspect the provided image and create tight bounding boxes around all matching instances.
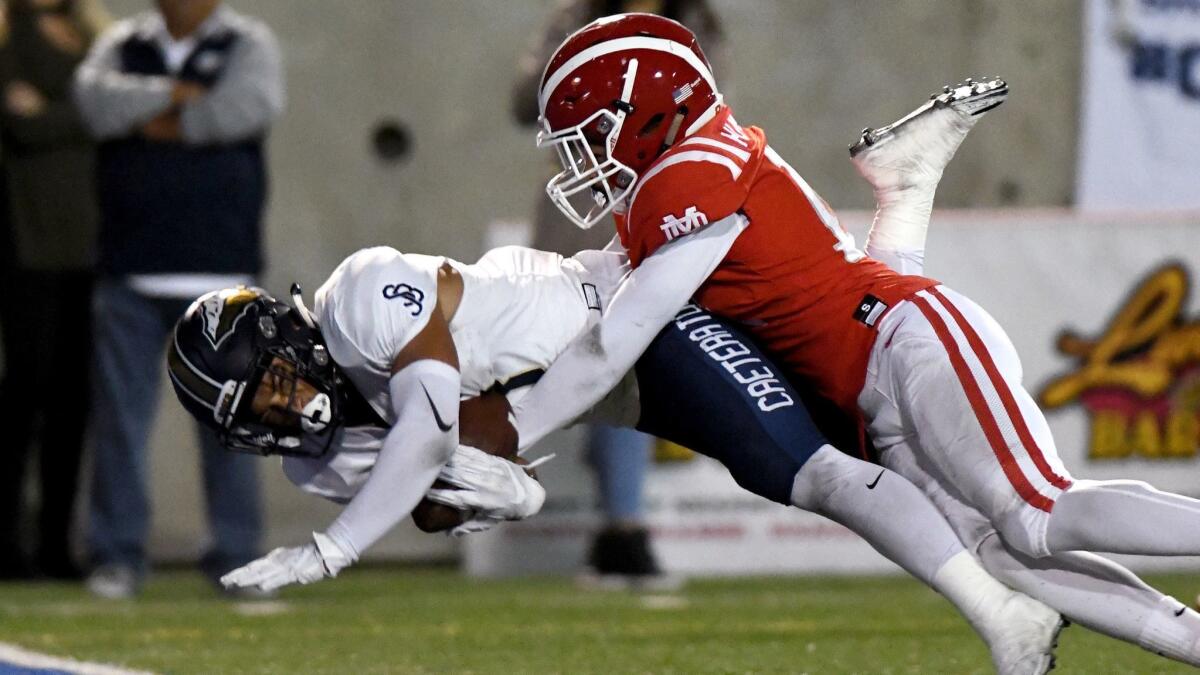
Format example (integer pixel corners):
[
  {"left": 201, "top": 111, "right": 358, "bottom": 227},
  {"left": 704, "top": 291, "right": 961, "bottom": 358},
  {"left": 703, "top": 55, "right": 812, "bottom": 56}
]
[
  {"left": 662, "top": 107, "right": 687, "bottom": 151},
  {"left": 301, "top": 393, "right": 333, "bottom": 433}
]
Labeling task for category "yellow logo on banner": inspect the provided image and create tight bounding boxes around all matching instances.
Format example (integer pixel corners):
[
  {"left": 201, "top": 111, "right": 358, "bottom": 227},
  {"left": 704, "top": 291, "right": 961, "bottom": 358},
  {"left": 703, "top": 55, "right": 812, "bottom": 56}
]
[{"left": 1039, "top": 263, "right": 1200, "bottom": 460}]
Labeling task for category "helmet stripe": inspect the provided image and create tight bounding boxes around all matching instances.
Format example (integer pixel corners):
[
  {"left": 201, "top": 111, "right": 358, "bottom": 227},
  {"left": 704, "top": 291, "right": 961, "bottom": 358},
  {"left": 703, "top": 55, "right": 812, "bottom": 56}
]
[
  {"left": 167, "top": 339, "right": 222, "bottom": 407},
  {"left": 540, "top": 35, "right": 718, "bottom": 116},
  {"left": 171, "top": 332, "right": 225, "bottom": 390},
  {"left": 168, "top": 368, "right": 217, "bottom": 412}
]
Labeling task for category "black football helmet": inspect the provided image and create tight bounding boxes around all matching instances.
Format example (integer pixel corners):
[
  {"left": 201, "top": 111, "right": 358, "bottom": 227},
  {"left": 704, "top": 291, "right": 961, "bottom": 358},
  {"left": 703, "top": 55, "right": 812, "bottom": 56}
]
[{"left": 167, "top": 285, "right": 342, "bottom": 457}]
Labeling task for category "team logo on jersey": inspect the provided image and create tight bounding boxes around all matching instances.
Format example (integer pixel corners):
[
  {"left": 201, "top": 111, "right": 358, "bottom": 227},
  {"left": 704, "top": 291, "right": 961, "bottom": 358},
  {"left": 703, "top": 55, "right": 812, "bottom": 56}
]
[
  {"left": 382, "top": 283, "right": 425, "bottom": 316},
  {"left": 199, "top": 287, "right": 258, "bottom": 349},
  {"left": 1039, "top": 263, "right": 1200, "bottom": 461},
  {"left": 660, "top": 206, "right": 709, "bottom": 242}
]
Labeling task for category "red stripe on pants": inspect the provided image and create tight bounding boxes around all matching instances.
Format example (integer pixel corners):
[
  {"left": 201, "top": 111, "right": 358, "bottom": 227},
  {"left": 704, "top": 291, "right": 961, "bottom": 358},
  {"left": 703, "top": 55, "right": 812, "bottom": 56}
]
[
  {"left": 910, "top": 294, "right": 1056, "bottom": 512},
  {"left": 929, "top": 287, "right": 1072, "bottom": 490}
]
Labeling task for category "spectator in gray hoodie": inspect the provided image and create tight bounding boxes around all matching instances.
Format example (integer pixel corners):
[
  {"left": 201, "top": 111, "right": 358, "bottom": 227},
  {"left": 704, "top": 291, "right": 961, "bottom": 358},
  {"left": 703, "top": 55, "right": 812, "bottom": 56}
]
[{"left": 73, "top": 0, "right": 283, "bottom": 598}]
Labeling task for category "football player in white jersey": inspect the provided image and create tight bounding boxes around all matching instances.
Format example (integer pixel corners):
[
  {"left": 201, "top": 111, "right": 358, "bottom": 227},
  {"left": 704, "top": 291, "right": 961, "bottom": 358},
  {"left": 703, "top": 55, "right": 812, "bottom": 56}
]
[{"left": 166, "top": 94, "right": 1080, "bottom": 673}]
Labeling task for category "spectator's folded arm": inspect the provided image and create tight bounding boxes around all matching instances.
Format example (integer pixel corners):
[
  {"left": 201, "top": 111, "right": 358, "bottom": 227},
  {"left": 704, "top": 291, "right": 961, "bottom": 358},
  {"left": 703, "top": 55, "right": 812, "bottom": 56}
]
[
  {"left": 180, "top": 22, "right": 283, "bottom": 145},
  {"left": 72, "top": 22, "right": 174, "bottom": 140}
]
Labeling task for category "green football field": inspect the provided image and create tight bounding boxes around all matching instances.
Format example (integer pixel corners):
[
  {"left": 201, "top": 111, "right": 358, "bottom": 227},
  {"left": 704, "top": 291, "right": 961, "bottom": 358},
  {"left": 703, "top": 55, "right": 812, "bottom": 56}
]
[{"left": 1, "top": 567, "right": 1196, "bottom": 674}]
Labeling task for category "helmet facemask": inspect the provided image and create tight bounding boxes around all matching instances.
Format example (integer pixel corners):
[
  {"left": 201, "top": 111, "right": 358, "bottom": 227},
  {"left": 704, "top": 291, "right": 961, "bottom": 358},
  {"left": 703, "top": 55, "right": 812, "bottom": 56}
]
[
  {"left": 221, "top": 336, "right": 341, "bottom": 458},
  {"left": 538, "top": 59, "right": 640, "bottom": 230},
  {"left": 168, "top": 287, "right": 344, "bottom": 459}
]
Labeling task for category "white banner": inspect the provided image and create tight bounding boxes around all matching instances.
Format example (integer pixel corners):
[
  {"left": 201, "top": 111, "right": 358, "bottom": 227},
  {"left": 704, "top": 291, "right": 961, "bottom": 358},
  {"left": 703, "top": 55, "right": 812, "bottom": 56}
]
[
  {"left": 1076, "top": 0, "right": 1200, "bottom": 210},
  {"left": 466, "top": 210, "right": 1200, "bottom": 577}
]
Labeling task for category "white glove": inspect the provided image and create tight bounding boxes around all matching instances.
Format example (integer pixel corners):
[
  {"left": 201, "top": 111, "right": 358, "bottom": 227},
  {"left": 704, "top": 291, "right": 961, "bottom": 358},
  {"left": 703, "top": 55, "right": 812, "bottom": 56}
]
[
  {"left": 427, "top": 445, "right": 546, "bottom": 522},
  {"left": 219, "top": 531, "right": 355, "bottom": 592}
]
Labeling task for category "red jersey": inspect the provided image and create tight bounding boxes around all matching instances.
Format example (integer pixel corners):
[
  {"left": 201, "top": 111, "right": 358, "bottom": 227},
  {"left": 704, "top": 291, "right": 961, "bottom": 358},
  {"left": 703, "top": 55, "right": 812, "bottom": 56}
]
[{"left": 615, "top": 107, "right": 936, "bottom": 416}]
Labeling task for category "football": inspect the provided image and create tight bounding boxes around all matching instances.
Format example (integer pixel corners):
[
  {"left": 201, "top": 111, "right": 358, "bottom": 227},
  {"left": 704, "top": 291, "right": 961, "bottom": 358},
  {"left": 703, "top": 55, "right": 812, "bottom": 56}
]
[{"left": 411, "top": 391, "right": 522, "bottom": 532}]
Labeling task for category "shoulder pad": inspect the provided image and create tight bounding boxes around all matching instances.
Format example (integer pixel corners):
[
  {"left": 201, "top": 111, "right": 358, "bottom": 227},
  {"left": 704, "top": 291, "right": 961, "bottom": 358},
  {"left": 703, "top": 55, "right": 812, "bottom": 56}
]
[
  {"left": 625, "top": 145, "right": 751, "bottom": 262},
  {"left": 314, "top": 247, "right": 443, "bottom": 371}
]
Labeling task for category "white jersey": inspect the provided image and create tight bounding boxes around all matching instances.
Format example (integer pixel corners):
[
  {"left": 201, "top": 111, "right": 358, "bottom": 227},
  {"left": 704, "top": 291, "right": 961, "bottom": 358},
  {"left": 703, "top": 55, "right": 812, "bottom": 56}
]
[{"left": 282, "top": 245, "right": 632, "bottom": 502}]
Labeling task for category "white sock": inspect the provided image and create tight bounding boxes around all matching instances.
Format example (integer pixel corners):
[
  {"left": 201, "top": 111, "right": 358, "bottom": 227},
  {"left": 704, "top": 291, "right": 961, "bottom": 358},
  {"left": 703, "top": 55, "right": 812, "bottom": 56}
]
[
  {"left": 790, "top": 446, "right": 961, "bottom": 584},
  {"left": 1138, "top": 597, "right": 1200, "bottom": 665},
  {"left": 932, "top": 550, "right": 1019, "bottom": 640}
]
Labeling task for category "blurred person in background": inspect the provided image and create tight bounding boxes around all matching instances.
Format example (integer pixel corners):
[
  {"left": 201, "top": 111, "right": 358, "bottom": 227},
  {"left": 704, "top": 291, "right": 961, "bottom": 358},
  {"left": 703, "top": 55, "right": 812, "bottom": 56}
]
[
  {"left": 512, "top": 0, "right": 723, "bottom": 590},
  {"left": 72, "top": 0, "right": 283, "bottom": 598},
  {"left": 0, "top": 0, "right": 110, "bottom": 581}
]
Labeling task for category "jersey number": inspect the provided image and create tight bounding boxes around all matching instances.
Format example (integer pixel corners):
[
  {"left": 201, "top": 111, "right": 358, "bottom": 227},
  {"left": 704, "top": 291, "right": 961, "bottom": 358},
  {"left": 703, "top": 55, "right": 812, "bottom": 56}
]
[{"left": 764, "top": 147, "right": 865, "bottom": 263}]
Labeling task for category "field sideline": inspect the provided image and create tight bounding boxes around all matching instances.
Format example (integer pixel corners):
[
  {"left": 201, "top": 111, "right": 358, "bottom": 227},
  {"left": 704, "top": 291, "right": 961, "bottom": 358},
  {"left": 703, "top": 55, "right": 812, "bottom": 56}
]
[{"left": 1, "top": 567, "right": 1196, "bottom": 674}]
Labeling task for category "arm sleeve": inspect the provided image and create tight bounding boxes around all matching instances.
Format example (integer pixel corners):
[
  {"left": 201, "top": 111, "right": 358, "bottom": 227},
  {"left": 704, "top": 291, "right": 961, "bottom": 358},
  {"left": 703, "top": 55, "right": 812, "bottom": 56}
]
[
  {"left": 511, "top": 212, "right": 746, "bottom": 450},
  {"left": 72, "top": 22, "right": 174, "bottom": 140},
  {"left": 322, "top": 359, "right": 459, "bottom": 558},
  {"left": 180, "top": 20, "right": 284, "bottom": 144}
]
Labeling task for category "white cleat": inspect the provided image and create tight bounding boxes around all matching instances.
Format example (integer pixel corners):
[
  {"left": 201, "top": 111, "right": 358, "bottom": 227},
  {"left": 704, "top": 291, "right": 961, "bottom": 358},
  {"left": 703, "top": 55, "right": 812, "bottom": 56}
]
[
  {"left": 978, "top": 590, "right": 1066, "bottom": 675},
  {"left": 849, "top": 78, "right": 1008, "bottom": 193}
]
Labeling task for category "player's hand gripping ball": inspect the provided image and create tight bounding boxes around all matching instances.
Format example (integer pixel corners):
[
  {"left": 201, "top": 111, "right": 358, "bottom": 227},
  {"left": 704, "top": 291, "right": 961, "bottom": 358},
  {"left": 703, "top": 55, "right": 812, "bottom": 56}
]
[{"left": 411, "top": 391, "right": 527, "bottom": 532}]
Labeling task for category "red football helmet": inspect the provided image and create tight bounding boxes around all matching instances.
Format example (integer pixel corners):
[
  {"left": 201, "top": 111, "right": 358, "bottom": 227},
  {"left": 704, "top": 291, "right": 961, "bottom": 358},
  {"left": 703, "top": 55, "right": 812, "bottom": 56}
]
[{"left": 537, "top": 13, "right": 723, "bottom": 229}]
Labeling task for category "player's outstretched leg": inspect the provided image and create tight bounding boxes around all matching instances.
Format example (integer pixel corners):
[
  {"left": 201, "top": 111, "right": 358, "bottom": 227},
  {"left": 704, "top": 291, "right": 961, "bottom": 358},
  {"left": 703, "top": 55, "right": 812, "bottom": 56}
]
[
  {"left": 1045, "top": 479, "right": 1200, "bottom": 555},
  {"left": 637, "top": 305, "right": 1060, "bottom": 674},
  {"left": 978, "top": 534, "right": 1200, "bottom": 667},
  {"left": 792, "top": 447, "right": 1062, "bottom": 675},
  {"left": 849, "top": 77, "right": 1008, "bottom": 186},
  {"left": 851, "top": 78, "right": 1007, "bottom": 264}
]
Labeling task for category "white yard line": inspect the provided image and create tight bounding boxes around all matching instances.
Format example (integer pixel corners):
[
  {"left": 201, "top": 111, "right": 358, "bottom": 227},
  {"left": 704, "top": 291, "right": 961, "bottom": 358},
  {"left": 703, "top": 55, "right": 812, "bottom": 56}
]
[{"left": 0, "top": 642, "right": 155, "bottom": 675}]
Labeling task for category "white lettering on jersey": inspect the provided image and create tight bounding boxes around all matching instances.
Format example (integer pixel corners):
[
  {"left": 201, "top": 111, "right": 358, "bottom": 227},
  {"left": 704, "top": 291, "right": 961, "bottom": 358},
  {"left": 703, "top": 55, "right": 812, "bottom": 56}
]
[
  {"left": 659, "top": 205, "right": 710, "bottom": 242},
  {"left": 763, "top": 146, "right": 865, "bottom": 263},
  {"left": 720, "top": 118, "right": 750, "bottom": 148}
]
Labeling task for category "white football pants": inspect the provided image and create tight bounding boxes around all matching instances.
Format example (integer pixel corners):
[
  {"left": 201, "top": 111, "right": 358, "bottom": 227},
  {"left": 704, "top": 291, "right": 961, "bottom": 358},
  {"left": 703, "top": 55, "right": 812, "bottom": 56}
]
[{"left": 859, "top": 285, "right": 1074, "bottom": 558}]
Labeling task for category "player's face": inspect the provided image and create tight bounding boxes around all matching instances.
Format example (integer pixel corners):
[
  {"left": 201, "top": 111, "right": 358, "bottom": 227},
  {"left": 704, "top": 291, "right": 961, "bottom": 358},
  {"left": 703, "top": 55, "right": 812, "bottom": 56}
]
[{"left": 248, "top": 357, "right": 320, "bottom": 432}]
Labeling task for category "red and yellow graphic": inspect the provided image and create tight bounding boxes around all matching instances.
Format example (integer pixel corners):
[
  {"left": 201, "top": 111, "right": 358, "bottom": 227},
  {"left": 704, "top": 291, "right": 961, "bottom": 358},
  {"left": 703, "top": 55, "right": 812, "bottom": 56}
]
[{"left": 1039, "top": 264, "right": 1200, "bottom": 460}]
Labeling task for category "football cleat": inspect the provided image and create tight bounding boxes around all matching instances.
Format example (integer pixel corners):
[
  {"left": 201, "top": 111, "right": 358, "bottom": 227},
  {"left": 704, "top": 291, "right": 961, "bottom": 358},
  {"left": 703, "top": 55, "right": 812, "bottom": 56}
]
[
  {"left": 848, "top": 78, "right": 1008, "bottom": 194},
  {"left": 978, "top": 589, "right": 1065, "bottom": 675},
  {"left": 85, "top": 564, "right": 141, "bottom": 600},
  {"left": 577, "top": 526, "right": 684, "bottom": 592}
]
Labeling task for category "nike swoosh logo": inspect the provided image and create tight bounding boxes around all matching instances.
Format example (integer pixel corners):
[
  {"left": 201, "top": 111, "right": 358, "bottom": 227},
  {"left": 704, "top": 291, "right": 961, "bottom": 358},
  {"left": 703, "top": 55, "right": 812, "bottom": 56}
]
[
  {"left": 1176, "top": 606, "right": 1187, "bottom": 617},
  {"left": 420, "top": 383, "right": 455, "bottom": 432},
  {"left": 866, "top": 470, "right": 885, "bottom": 490}
]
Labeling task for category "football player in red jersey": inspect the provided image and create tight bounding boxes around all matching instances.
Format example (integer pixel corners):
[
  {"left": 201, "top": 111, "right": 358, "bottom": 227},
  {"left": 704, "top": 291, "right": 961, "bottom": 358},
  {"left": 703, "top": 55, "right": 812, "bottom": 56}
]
[{"left": 510, "top": 12, "right": 1200, "bottom": 669}]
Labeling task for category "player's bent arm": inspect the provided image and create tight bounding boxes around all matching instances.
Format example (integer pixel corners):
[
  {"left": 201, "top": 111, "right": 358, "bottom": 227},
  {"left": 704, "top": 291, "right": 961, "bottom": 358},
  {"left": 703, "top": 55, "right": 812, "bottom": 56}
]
[
  {"left": 322, "top": 306, "right": 460, "bottom": 560},
  {"left": 511, "top": 213, "right": 746, "bottom": 451}
]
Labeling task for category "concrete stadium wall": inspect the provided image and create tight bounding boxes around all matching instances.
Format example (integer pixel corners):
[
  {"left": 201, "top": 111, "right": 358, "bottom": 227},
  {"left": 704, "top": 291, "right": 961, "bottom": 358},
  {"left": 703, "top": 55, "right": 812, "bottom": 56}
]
[{"left": 83, "top": 0, "right": 1083, "bottom": 562}]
